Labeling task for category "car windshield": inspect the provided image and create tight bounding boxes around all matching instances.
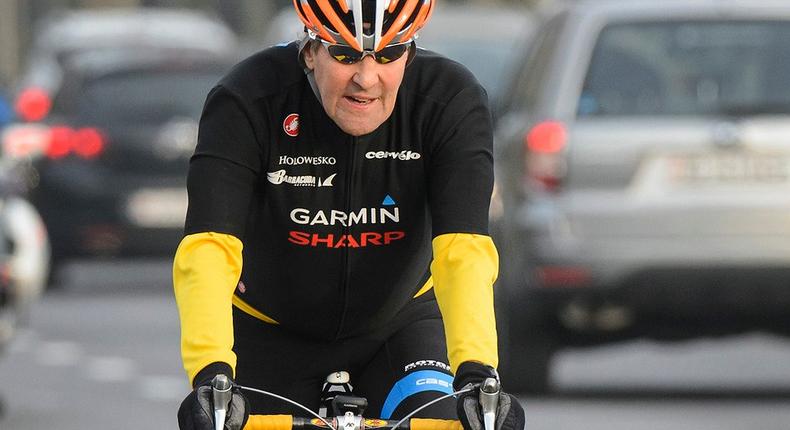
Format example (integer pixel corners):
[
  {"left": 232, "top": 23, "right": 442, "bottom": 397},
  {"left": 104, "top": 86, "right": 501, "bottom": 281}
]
[
  {"left": 424, "top": 40, "right": 514, "bottom": 101},
  {"left": 578, "top": 20, "right": 790, "bottom": 117},
  {"left": 74, "top": 69, "right": 221, "bottom": 125}
]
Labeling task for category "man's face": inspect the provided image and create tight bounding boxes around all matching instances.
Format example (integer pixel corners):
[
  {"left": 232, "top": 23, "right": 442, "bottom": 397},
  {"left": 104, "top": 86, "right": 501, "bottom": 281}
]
[{"left": 303, "top": 42, "right": 408, "bottom": 136}]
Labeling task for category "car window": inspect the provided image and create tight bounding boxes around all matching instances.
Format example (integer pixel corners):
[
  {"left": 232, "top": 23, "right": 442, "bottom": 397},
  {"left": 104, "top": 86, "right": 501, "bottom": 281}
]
[
  {"left": 506, "top": 14, "right": 566, "bottom": 113},
  {"left": 69, "top": 70, "right": 222, "bottom": 125},
  {"left": 423, "top": 39, "right": 517, "bottom": 101},
  {"left": 578, "top": 20, "right": 790, "bottom": 117}
]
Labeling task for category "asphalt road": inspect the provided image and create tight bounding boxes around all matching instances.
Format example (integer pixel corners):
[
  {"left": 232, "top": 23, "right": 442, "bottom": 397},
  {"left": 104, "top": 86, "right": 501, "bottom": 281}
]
[{"left": 1, "top": 259, "right": 790, "bottom": 429}]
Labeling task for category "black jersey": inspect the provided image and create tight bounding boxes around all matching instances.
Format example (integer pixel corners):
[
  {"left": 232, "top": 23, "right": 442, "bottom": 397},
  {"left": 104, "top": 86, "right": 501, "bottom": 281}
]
[{"left": 184, "top": 42, "right": 494, "bottom": 341}]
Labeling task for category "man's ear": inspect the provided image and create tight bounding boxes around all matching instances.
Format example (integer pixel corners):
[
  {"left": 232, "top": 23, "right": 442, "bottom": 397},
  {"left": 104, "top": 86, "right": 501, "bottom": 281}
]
[{"left": 303, "top": 43, "right": 316, "bottom": 71}]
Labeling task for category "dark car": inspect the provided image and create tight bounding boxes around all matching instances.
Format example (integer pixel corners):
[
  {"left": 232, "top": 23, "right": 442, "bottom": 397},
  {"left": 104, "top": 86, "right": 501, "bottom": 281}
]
[
  {"left": 493, "top": 0, "right": 790, "bottom": 393},
  {"left": 26, "top": 50, "right": 230, "bottom": 275},
  {"left": 15, "top": 7, "right": 238, "bottom": 102}
]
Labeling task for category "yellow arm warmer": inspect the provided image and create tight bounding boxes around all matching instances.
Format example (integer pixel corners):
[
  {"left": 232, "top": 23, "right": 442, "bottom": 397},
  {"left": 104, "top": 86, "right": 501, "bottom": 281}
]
[
  {"left": 173, "top": 232, "right": 243, "bottom": 384},
  {"left": 431, "top": 233, "right": 499, "bottom": 373}
]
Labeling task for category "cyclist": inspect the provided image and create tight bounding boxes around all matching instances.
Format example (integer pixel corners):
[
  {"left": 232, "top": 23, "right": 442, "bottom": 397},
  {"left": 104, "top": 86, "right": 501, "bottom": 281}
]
[{"left": 175, "top": 1, "right": 525, "bottom": 430}]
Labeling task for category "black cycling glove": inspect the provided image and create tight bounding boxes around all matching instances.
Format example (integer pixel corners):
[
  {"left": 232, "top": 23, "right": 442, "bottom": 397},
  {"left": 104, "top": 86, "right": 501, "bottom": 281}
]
[
  {"left": 178, "top": 364, "right": 250, "bottom": 430},
  {"left": 454, "top": 362, "right": 525, "bottom": 430}
]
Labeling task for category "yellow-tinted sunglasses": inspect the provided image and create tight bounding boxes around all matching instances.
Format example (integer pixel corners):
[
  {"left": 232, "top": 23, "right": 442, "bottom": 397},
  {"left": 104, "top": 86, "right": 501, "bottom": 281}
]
[{"left": 316, "top": 38, "right": 413, "bottom": 65}]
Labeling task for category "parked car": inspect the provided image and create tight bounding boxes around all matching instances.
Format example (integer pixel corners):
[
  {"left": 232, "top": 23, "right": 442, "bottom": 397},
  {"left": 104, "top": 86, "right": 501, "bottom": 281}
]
[
  {"left": 494, "top": 0, "right": 790, "bottom": 393},
  {"left": 15, "top": 7, "right": 238, "bottom": 108},
  {"left": 7, "top": 7, "right": 239, "bottom": 161},
  {"left": 260, "top": 4, "right": 536, "bottom": 111},
  {"left": 20, "top": 50, "right": 232, "bottom": 279}
]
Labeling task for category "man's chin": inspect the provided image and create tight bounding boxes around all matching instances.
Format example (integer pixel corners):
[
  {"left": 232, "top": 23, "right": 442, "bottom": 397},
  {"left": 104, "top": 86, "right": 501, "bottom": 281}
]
[{"left": 338, "top": 120, "right": 382, "bottom": 137}]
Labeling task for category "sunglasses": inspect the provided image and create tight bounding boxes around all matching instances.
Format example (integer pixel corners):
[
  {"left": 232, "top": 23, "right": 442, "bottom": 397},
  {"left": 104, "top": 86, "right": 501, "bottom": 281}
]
[{"left": 316, "top": 38, "right": 413, "bottom": 65}]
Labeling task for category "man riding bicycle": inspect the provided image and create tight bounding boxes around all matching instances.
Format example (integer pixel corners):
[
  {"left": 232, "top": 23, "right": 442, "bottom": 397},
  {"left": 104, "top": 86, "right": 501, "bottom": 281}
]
[{"left": 174, "top": 1, "right": 525, "bottom": 430}]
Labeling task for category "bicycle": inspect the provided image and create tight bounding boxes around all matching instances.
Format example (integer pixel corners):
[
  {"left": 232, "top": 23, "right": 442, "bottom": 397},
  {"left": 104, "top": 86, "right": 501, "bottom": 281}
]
[{"left": 209, "top": 372, "right": 501, "bottom": 430}]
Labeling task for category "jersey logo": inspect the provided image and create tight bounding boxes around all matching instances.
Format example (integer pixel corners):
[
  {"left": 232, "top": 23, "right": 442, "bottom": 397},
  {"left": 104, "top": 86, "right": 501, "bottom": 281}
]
[
  {"left": 267, "top": 170, "right": 337, "bottom": 187},
  {"left": 288, "top": 196, "right": 406, "bottom": 248},
  {"left": 365, "top": 150, "right": 421, "bottom": 160},
  {"left": 283, "top": 113, "right": 299, "bottom": 137}
]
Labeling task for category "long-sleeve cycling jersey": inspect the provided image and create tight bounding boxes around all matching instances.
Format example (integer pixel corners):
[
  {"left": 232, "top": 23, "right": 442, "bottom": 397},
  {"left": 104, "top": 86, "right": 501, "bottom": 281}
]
[{"left": 174, "top": 42, "right": 498, "bottom": 384}]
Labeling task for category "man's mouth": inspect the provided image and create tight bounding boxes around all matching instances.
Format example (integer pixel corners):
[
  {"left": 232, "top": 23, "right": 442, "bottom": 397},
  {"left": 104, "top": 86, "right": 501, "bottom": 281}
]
[{"left": 345, "top": 96, "right": 374, "bottom": 105}]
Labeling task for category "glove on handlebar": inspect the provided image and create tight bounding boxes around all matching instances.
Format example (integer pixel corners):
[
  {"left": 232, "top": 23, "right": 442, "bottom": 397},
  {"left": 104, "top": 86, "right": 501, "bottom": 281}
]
[
  {"left": 454, "top": 362, "right": 525, "bottom": 430},
  {"left": 178, "top": 368, "right": 250, "bottom": 430}
]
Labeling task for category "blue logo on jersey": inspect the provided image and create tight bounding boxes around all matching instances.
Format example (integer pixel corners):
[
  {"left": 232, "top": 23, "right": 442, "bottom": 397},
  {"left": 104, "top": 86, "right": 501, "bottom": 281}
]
[{"left": 382, "top": 195, "right": 396, "bottom": 206}]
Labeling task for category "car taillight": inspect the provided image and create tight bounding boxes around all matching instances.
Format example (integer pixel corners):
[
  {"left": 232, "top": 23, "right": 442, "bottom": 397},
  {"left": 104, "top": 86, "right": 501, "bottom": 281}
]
[
  {"left": 524, "top": 121, "right": 567, "bottom": 192},
  {"left": 536, "top": 265, "right": 591, "bottom": 288},
  {"left": 15, "top": 87, "right": 52, "bottom": 122},
  {"left": 46, "top": 126, "right": 106, "bottom": 160}
]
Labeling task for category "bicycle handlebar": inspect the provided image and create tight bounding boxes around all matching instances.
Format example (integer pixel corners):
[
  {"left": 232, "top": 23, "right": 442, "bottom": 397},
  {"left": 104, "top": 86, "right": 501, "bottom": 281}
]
[{"left": 244, "top": 415, "right": 462, "bottom": 430}]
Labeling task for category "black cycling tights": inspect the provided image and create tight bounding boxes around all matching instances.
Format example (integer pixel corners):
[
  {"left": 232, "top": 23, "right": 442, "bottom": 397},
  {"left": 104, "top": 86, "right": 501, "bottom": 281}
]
[{"left": 232, "top": 296, "right": 457, "bottom": 420}]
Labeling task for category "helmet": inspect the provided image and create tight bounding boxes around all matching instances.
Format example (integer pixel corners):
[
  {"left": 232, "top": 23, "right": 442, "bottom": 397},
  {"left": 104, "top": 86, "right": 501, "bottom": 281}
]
[{"left": 293, "top": 0, "right": 435, "bottom": 52}]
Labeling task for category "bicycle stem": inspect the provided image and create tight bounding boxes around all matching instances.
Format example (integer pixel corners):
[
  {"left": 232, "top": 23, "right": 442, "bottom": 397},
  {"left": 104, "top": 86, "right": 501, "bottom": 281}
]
[
  {"left": 478, "top": 377, "right": 500, "bottom": 430},
  {"left": 213, "top": 374, "right": 233, "bottom": 430}
]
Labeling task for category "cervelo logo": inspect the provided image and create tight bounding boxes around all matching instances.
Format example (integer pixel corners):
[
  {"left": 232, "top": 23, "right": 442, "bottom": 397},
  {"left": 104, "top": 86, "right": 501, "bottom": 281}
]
[
  {"left": 288, "top": 195, "right": 405, "bottom": 248},
  {"left": 283, "top": 113, "right": 299, "bottom": 137},
  {"left": 267, "top": 170, "right": 337, "bottom": 187},
  {"left": 278, "top": 155, "right": 337, "bottom": 166},
  {"left": 365, "top": 150, "right": 421, "bottom": 161}
]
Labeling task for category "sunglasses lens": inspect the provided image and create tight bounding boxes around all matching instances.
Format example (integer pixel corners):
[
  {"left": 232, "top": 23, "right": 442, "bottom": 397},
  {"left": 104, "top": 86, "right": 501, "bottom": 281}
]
[
  {"left": 324, "top": 41, "right": 411, "bottom": 64},
  {"left": 376, "top": 44, "right": 410, "bottom": 64},
  {"left": 327, "top": 45, "right": 362, "bottom": 64}
]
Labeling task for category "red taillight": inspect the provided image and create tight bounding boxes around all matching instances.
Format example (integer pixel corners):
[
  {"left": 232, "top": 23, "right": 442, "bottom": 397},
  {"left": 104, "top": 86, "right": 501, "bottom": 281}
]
[
  {"left": 73, "top": 128, "right": 104, "bottom": 159},
  {"left": 527, "top": 121, "right": 567, "bottom": 153},
  {"left": 524, "top": 121, "right": 568, "bottom": 192},
  {"left": 46, "top": 126, "right": 105, "bottom": 160},
  {"left": 47, "top": 126, "right": 73, "bottom": 159},
  {"left": 536, "top": 265, "right": 591, "bottom": 288},
  {"left": 15, "top": 87, "right": 52, "bottom": 122}
]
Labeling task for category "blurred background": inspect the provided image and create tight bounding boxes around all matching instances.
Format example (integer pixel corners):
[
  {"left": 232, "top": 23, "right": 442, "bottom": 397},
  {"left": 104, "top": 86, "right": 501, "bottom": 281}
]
[{"left": 2, "top": 0, "right": 790, "bottom": 428}]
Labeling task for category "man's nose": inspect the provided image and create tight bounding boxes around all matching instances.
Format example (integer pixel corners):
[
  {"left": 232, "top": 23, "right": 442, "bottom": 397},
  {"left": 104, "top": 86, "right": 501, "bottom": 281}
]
[{"left": 351, "top": 56, "right": 379, "bottom": 89}]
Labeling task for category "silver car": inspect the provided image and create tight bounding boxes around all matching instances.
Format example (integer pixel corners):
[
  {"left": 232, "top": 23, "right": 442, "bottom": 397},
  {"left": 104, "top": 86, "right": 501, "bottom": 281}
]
[{"left": 494, "top": 0, "right": 790, "bottom": 393}]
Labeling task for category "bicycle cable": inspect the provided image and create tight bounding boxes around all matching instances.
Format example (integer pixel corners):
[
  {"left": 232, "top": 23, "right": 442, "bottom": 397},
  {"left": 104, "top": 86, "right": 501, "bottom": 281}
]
[
  {"left": 237, "top": 385, "right": 338, "bottom": 430},
  {"left": 238, "top": 383, "right": 476, "bottom": 430},
  {"left": 389, "top": 386, "right": 475, "bottom": 430}
]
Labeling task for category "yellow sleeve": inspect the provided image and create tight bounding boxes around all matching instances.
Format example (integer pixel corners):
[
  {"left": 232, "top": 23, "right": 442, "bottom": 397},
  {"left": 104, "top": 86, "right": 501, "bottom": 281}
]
[
  {"left": 430, "top": 233, "right": 499, "bottom": 374},
  {"left": 173, "top": 232, "right": 243, "bottom": 384}
]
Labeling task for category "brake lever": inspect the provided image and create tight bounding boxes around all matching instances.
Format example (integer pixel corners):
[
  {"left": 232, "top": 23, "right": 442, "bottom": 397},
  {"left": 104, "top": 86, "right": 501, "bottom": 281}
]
[
  {"left": 479, "top": 377, "right": 500, "bottom": 430},
  {"left": 212, "top": 374, "right": 233, "bottom": 430}
]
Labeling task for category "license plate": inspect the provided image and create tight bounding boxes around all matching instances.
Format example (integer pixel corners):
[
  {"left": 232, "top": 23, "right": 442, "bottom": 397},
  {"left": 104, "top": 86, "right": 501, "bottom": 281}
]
[
  {"left": 668, "top": 153, "right": 790, "bottom": 183},
  {"left": 125, "top": 188, "right": 187, "bottom": 228}
]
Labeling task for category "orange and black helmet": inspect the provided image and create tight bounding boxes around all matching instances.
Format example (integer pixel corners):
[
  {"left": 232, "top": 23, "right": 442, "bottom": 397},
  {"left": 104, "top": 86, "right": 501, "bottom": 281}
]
[{"left": 293, "top": 0, "right": 435, "bottom": 52}]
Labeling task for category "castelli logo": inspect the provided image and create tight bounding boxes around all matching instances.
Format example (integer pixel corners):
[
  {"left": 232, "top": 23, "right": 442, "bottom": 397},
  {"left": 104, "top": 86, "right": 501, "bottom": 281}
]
[
  {"left": 283, "top": 113, "right": 299, "bottom": 137},
  {"left": 237, "top": 280, "right": 246, "bottom": 293}
]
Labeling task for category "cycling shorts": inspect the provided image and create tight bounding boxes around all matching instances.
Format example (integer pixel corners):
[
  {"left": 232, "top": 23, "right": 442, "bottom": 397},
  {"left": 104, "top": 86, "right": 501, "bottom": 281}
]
[{"left": 233, "top": 292, "right": 456, "bottom": 420}]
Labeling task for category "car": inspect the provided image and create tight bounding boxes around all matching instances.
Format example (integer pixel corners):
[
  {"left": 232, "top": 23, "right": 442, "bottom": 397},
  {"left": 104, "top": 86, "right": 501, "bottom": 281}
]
[
  {"left": 14, "top": 7, "right": 239, "bottom": 106},
  {"left": 493, "top": 0, "right": 790, "bottom": 393},
  {"left": 260, "top": 4, "right": 536, "bottom": 111},
  {"left": 20, "top": 50, "right": 233, "bottom": 280}
]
